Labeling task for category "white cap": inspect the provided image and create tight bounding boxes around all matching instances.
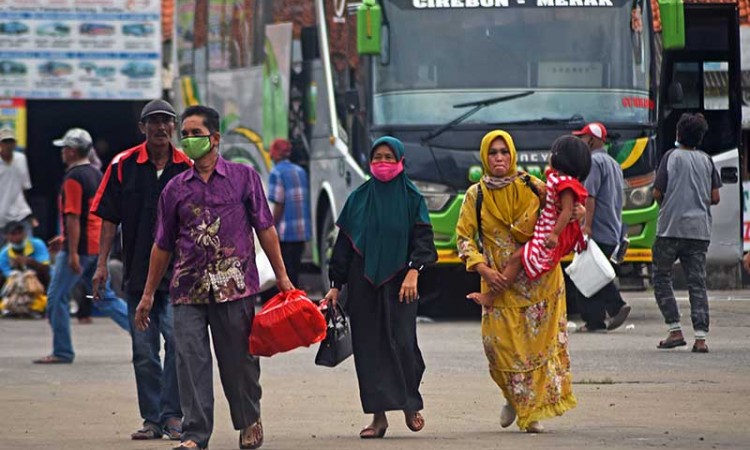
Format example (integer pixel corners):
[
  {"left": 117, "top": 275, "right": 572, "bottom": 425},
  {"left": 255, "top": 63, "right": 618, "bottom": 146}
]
[
  {"left": 53, "top": 128, "right": 93, "bottom": 149},
  {"left": 0, "top": 127, "right": 16, "bottom": 141}
]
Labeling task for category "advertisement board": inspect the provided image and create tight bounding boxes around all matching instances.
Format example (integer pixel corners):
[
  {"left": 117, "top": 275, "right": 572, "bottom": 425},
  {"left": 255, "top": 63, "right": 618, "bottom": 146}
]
[
  {"left": 0, "top": 98, "right": 26, "bottom": 150},
  {"left": 0, "top": 0, "right": 161, "bottom": 99}
]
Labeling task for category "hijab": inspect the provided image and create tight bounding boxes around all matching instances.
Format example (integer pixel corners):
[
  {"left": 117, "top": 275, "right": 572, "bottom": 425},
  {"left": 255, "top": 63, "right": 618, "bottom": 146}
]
[
  {"left": 336, "top": 136, "right": 431, "bottom": 286},
  {"left": 478, "top": 130, "right": 541, "bottom": 243}
]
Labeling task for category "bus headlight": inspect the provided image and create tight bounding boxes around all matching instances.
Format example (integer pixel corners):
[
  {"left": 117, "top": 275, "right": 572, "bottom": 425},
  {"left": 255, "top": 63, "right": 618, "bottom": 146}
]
[
  {"left": 622, "top": 172, "right": 656, "bottom": 210},
  {"left": 412, "top": 181, "right": 454, "bottom": 212},
  {"left": 624, "top": 185, "right": 654, "bottom": 209}
]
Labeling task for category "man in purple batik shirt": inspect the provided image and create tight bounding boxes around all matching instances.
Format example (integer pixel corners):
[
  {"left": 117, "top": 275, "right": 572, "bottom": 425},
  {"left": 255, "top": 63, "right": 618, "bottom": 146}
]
[{"left": 135, "top": 105, "right": 292, "bottom": 450}]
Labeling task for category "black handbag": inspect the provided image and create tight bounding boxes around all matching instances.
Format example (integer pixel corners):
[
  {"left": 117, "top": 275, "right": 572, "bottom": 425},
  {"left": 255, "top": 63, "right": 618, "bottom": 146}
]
[{"left": 315, "top": 302, "right": 353, "bottom": 367}]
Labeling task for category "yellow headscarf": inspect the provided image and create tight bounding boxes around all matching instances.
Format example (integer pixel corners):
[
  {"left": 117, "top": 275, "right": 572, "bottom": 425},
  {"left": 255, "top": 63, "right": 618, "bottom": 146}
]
[{"left": 478, "top": 130, "right": 541, "bottom": 244}]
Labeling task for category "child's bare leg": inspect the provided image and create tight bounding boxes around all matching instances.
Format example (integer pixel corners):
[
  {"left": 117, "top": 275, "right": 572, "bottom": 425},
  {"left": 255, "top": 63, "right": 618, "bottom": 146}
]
[
  {"left": 467, "top": 250, "right": 524, "bottom": 306},
  {"left": 466, "top": 291, "right": 494, "bottom": 307},
  {"left": 500, "top": 249, "right": 523, "bottom": 287}
]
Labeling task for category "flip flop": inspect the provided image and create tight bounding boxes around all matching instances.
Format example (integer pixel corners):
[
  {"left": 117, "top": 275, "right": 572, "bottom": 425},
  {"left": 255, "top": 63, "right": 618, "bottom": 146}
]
[
  {"left": 33, "top": 355, "right": 73, "bottom": 364},
  {"left": 657, "top": 338, "right": 686, "bottom": 349},
  {"left": 359, "top": 426, "right": 387, "bottom": 439}
]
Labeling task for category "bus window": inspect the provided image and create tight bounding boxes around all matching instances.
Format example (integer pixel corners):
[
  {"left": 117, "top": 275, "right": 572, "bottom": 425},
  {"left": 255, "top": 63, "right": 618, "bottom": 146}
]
[
  {"left": 671, "top": 62, "right": 701, "bottom": 109},
  {"left": 703, "top": 61, "right": 730, "bottom": 111}
]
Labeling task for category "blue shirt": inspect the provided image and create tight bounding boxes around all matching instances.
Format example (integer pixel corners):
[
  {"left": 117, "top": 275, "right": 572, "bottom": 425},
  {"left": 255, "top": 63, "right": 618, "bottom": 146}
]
[
  {"left": 268, "top": 160, "right": 311, "bottom": 242},
  {"left": 584, "top": 148, "right": 624, "bottom": 246},
  {"left": 0, "top": 237, "right": 50, "bottom": 277}
]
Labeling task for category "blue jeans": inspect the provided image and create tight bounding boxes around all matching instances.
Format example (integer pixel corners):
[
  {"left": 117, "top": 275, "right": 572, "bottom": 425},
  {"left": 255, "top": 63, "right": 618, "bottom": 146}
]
[
  {"left": 46, "top": 251, "right": 130, "bottom": 361},
  {"left": 126, "top": 291, "right": 181, "bottom": 426}
]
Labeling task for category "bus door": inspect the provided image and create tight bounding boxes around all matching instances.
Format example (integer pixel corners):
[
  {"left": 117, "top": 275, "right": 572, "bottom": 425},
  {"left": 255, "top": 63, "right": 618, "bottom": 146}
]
[{"left": 658, "top": 4, "right": 742, "bottom": 267}]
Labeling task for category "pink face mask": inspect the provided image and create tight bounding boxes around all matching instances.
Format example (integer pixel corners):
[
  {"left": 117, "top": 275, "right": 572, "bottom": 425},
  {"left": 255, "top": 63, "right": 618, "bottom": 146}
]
[{"left": 370, "top": 160, "right": 404, "bottom": 182}]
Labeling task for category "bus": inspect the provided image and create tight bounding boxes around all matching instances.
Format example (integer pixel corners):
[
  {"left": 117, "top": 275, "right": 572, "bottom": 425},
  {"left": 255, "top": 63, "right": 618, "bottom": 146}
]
[{"left": 172, "top": 0, "right": 742, "bottom": 313}]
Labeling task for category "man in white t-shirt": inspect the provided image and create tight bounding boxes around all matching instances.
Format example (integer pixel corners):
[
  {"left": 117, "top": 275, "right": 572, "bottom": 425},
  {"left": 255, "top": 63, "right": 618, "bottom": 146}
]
[{"left": 0, "top": 128, "right": 32, "bottom": 247}]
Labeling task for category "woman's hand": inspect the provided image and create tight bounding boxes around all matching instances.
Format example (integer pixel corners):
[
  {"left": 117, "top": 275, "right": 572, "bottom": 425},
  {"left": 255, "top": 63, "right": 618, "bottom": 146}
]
[
  {"left": 477, "top": 263, "right": 508, "bottom": 293},
  {"left": 324, "top": 288, "right": 340, "bottom": 308},
  {"left": 399, "top": 269, "right": 419, "bottom": 303}
]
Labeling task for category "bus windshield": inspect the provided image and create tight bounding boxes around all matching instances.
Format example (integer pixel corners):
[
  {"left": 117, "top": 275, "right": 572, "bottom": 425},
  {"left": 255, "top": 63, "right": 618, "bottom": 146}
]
[{"left": 373, "top": 1, "right": 651, "bottom": 127}]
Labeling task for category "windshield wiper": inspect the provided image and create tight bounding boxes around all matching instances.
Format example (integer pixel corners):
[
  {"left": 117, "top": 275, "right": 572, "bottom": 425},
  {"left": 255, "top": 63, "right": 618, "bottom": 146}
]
[
  {"left": 421, "top": 91, "right": 535, "bottom": 144},
  {"left": 490, "top": 114, "right": 585, "bottom": 127}
]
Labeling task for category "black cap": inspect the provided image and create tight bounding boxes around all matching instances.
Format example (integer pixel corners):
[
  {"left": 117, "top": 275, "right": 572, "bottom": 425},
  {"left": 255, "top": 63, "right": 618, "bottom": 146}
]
[
  {"left": 140, "top": 99, "right": 177, "bottom": 121},
  {"left": 4, "top": 220, "right": 25, "bottom": 234}
]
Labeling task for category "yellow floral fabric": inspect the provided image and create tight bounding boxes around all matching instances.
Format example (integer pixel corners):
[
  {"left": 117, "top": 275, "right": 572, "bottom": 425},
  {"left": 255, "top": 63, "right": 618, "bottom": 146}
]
[{"left": 457, "top": 182, "right": 577, "bottom": 430}]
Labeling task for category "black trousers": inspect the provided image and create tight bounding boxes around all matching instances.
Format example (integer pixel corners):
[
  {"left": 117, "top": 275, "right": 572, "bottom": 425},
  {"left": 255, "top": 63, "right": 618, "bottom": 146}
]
[
  {"left": 572, "top": 242, "right": 626, "bottom": 330},
  {"left": 280, "top": 241, "right": 305, "bottom": 286}
]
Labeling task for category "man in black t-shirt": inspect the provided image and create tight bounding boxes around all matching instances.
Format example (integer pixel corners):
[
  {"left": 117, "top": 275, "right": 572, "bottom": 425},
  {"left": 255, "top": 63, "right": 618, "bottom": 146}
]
[{"left": 92, "top": 100, "right": 192, "bottom": 441}]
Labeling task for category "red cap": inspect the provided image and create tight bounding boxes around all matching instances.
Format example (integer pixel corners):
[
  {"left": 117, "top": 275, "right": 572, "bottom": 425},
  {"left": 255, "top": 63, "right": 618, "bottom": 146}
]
[
  {"left": 573, "top": 122, "right": 607, "bottom": 141},
  {"left": 270, "top": 138, "right": 292, "bottom": 160}
]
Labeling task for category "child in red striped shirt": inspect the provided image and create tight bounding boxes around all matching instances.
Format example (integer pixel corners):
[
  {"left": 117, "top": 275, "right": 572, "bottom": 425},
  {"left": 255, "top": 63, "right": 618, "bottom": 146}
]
[{"left": 468, "top": 136, "right": 591, "bottom": 305}]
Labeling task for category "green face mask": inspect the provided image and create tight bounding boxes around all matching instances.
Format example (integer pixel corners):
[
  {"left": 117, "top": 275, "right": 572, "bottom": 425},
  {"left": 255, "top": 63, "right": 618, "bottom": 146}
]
[{"left": 181, "top": 136, "right": 212, "bottom": 160}]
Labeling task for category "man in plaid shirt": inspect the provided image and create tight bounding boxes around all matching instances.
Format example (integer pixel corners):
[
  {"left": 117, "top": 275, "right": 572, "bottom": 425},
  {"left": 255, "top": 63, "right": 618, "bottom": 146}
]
[{"left": 268, "top": 139, "right": 311, "bottom": 287}]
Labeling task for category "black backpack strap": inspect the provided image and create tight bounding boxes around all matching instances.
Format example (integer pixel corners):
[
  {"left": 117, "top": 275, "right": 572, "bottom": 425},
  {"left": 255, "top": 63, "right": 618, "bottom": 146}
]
[
  {"left": 520, "top": 173, "right": 540, "bottom": 198},
  {"left": 475, "top": 184, "right": 484, "bottom": 253}
]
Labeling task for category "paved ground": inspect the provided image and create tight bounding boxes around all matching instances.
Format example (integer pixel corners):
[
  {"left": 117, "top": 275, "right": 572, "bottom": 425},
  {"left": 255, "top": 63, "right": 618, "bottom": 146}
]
[{"left": 1, "top": 291, "right": 749, "bottom": 450}]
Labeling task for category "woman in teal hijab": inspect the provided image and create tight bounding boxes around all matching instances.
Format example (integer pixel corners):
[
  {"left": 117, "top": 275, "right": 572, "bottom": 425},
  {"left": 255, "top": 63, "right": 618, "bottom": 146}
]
[{"left": 324, "top": 136, "right": 437, "bottom": 439}]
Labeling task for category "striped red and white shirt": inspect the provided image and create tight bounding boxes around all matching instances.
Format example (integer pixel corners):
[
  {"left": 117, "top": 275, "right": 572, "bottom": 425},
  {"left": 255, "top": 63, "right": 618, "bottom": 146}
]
[{"left": 522, "top": 168, "right": 587, "bottom": 280}]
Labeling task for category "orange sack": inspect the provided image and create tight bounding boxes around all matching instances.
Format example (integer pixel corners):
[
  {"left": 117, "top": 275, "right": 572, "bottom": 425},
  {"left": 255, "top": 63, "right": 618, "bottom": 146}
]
[{"left": 249, "top": 289, "right": 327, "bottom": 357}]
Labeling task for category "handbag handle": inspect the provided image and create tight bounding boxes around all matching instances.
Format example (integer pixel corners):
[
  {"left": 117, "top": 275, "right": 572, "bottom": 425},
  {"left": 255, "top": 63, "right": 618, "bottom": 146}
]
[{"left": 324, "top": 301, "right": 348, "bottom": 328}]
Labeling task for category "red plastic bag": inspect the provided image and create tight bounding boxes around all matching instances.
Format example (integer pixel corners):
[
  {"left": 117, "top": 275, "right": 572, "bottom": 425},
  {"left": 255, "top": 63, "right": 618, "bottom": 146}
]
[{"left": 249, "top": 289, "right": 327, "bottom": 357}]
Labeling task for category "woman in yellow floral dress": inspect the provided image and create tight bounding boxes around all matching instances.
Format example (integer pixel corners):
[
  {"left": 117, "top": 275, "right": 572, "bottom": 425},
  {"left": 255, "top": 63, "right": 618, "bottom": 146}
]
[{"left": 456, "top": 130, "right": 577, "bottom": 433}]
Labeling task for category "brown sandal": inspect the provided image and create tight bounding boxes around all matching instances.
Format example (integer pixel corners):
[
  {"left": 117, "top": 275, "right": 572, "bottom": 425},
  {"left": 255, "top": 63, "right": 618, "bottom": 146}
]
[
  {"left": 692, "top": 341, "right": 709, "bottom": 353},
  {"left": 359, "top": 426, "right": 387, "bottom": 439},
  {"left": 405, "top": 411, "right": 425, "bottom": 432},
  {"left": 239, "top": 421, "right": 263, "bottom": 449}
]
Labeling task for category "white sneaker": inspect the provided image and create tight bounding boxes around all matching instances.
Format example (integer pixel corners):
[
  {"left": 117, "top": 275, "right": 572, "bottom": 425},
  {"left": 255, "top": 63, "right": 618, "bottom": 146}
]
[
  {"left": 526, "top": 421, "right": 544, "bottom": 433},
  {"left": 500, "top": 403, "right": 516, "bottom": 428}
]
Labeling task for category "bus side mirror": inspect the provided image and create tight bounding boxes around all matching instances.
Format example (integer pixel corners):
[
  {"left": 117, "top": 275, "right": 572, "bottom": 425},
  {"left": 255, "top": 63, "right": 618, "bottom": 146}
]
[
  {"left": 658, "top": 0, "right": 685, "bottom": 50},
  {"left": 357, "top": 0, "right": 382, "bottom": 55},
  {"left": 345, "top": 89, "right": 360, "bottom": 113},
  {"left": 668, "top": 82, "right": 684, "bottom": 106}
]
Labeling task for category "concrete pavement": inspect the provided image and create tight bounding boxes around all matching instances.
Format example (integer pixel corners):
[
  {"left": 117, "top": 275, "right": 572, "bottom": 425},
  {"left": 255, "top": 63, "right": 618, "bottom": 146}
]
[{"left": 1, "top": 291, "right": 749, "bottom": 449}]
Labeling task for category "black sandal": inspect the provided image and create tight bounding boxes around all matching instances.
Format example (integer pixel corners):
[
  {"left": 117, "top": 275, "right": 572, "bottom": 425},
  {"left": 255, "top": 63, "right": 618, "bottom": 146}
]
[
  {"left": 163, "top": 420, "right": 182, "bottom": 440},
  {"left": 657, "top": 338, "right": 686, "bottom": 349},
  {"left": 131, "top": 423, "right": 163, "bottom": 440},
  {"left": 173, "top": 441, "right": 206, "bottom": 450}
]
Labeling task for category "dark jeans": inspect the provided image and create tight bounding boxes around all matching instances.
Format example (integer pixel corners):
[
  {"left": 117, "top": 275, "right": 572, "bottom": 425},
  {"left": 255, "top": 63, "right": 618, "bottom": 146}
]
[
  {"left": 126, "top": 292, "right": 181, "bottom": 426},
  {"left": 173, "top": 295, "right": 261, "bottom": 448},
  {"left": 280, "top": 241, "right": 305, "bottom": 286},
  {"left": 652, "top": 237, "right": 710, "bottom": 333},
  {"left": 571, "top": 242, "right": 627, "bottom": 330}
]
